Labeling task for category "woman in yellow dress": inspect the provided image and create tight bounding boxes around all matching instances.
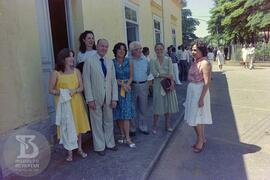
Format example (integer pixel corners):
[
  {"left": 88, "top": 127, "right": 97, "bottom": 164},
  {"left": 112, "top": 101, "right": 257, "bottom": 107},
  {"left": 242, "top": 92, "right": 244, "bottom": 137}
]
[{"left": 49, "top": 48, "right": 91, "bottom": 161}]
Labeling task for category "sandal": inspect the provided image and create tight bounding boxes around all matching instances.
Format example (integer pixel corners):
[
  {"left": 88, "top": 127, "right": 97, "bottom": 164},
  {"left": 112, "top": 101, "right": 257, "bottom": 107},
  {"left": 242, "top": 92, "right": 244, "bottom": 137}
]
[
  {"left": 117, "top": 136, "right": 126, "bottom": 144},
  {"left": 193, "top": 143, "right": 205, "bottom": 153},
  {"left": 152, "top": 128, "right": 157, "bottom": 134},
  {"left": 77, "top": 149, "right": 87, "bottom": 158},
  {"left": 192, "top": 139, "right": 207, "bottom": 148},
  {"left": 66, "top": 152, "right": 73, "bottom": 162},
  {"left": 126, "top": 139, "right": 136, "bottom": 148}
]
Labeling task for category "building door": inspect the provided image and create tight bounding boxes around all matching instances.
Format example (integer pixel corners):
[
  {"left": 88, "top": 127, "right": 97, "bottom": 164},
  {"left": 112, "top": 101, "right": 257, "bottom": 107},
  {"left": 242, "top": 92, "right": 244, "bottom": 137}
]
[
  {"left": 35, "top": 0, "right": 55, "bottom": 119},
  {"left": 48, "top": 0, "right": 69, "bottom": 60},
  {"left": 35, "top": 0, "right": 73, "bottom": 125}
]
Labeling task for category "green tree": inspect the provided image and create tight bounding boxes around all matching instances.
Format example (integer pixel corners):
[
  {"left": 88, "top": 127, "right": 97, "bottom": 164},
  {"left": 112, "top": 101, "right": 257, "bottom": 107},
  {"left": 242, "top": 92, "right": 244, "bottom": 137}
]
[
  {"left": 181, "top": 0, "right": 200, "bottom": 46},
  {"left": 208, "top": 0, "right": 270, "bottom": 44}
]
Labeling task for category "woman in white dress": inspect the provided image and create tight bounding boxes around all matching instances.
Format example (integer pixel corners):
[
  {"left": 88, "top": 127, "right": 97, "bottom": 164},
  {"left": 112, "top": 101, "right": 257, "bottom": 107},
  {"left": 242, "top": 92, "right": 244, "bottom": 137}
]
[
  {"left": 216, "top": 47, "right": 225, "bottom": 71},
  {"left": 184, "top": 40, "right": 212, "bottom": 153},
  {"left": 207, "top": 47, "right": 214, "bottom": 65},
  {"left": 76, "top": 31, "right": 96, "bottom": 73},
  {"left": 241, "top": 44, "right": 248, "bottom": 68}
]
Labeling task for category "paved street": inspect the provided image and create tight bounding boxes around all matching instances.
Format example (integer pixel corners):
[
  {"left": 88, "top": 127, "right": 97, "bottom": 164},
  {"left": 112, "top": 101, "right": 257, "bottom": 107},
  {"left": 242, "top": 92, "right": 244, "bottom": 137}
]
[
  {"left": 149, "top": 64, "right": 270, "bottom": 180},
  {"left": 4, "top": 84, "right": 187, "bottom": 180},
  {"left": 3, "top": 63, "right": 270, "bottom": 180}
]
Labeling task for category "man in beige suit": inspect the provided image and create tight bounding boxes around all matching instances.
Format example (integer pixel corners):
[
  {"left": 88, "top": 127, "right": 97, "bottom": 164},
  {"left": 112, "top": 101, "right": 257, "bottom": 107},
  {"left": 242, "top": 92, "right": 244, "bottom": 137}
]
[{"left": 83, "top": 39, "right": 118, "bottom": 156}]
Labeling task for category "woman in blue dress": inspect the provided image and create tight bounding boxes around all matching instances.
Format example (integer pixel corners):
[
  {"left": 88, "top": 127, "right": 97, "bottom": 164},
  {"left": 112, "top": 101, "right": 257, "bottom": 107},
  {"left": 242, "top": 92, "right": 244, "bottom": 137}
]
[{"left": 112, "top": 42, "right": 136, "bottom": 148}]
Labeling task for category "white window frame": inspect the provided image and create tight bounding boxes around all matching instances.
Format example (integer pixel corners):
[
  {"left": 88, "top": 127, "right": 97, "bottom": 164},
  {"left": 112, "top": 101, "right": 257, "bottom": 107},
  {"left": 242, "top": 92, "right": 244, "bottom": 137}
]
[
  {"left": 153, "top": 15, "right": 163, "bottom": 44},
  {"left": 122, "top": 0, "right": 140, "bottom": 45}
]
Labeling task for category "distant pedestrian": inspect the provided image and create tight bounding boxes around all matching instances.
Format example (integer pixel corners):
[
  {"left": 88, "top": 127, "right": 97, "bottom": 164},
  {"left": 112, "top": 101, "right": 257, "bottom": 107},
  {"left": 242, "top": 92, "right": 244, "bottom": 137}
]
[
  {"left": 179, "top": 46, "right": 190, "bottom": 81},
  {"left": 143, "top": 47, "right": 154, "bottom": 96},
  {"left": 207, "top": 47, "right": 214, "bottom": 79},
  {"left": 176, "top": 45, "right": 183, "bottom": 61},
  {"left": 150, "top": 43, "right": 179, "bottom": 134},
  {"left": 216, "top": 47, "right": 225, "bottom": 71},
  {"left": 76, "top": 31, "right": 96, "bottom": 73},
  {"left": 49, "top": 48, "right": 91, "bottom": 161},
  {"left": 184, "top": 40, "right": 212, "bottom": 153},
  {"left": 170, "top": 46, "right": 182, "bottom": 85},
  {"left": 241, "top": 44, "right": 248, "bottom": 68},
  {"left": 213, "top": 47, "right": 217, "bottom": 61},
  {"left": 207, "top": 47, "right": 214, "bottom": 66},
  {"left": 224, "top": 46, "right": 229, "bottom": 60},
  {"left": 247, "top": 43, "right": 255, "bottom": 70},
  {"left": 112, "top": 42, "right": 136, "bottom": 148}
]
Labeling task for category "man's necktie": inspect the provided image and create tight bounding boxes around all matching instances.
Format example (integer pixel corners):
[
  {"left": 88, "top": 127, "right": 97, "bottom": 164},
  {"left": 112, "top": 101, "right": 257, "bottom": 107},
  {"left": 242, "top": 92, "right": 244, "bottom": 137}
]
[{"left": 99, "top": 58, "right": 107, "bottom": 77}]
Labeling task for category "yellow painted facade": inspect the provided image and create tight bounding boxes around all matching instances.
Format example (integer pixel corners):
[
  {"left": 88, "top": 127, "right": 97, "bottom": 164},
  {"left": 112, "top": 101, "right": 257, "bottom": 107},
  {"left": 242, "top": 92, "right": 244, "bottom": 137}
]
[
  {"left": 0, "top": 0, "right": 182, "bottom": 134},
  {"left": 0, "top": 0, "right": 48, "bottom": 134}
]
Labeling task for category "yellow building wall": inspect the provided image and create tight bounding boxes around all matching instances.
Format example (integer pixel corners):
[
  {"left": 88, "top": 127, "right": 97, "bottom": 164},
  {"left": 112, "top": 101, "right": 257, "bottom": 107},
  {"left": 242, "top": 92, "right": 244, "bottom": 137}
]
[
  {"left": 71, "top": 0, "right": 84, "bottom": 53},
  {"left": 163, "top": 0, "right": 182, "bottom": 48},
  {"left": 0, "top": 0, "right": 182, "bottom": 134},
  {"left": 80, "top": 0, "right": 126, "bottom": 58},
  {"left": 0, "top": 0, "right": 48, "bottom": 134},
  {"left": 72, "top": 0, "right": 182, "bottom": 58},
  {"left": 137, "top": 0, "right": 156, "bottom": 58}
]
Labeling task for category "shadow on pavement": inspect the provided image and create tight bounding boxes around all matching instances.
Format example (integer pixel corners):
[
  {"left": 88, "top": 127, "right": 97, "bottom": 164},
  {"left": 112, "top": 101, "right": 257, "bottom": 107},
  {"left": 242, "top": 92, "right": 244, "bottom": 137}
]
[{"left": 204, "top": 71, "right": 261, "bottom": 179}]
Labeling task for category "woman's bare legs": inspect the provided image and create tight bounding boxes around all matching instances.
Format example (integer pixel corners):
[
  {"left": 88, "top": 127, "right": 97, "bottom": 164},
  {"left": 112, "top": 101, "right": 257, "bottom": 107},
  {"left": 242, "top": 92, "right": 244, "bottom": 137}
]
[
  {"left": 165, "top": 113, "right": 172, "bottom": 130},
  {"left": 77, "top": 133, "right": 87, "bottom": 158},
  {"left": 123, "top": 120, "right": 130, "bottom": 141},
  {"left": 66, "top": 150, "right": 73, "bottom": 161},
  {"left": 194, "top": 124, "right": 205, "bottom": 150},
  {"left": 152, "top": 114, "right": 159, "bottom": 133},
  {"left": 117, "top": 121, "right": 125, "bottom": 143},
  {"left": 123, "top": 120, "right": 135, "bottom": 147}
]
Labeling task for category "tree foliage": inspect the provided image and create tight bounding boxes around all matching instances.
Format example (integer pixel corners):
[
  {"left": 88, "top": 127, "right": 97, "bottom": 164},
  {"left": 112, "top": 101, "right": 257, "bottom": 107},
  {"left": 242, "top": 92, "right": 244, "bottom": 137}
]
[
  {"left": 208, "top": 0, "right": 270, "bottom": 44},
  {"left": 181, "top": 0, "right": 200, "bottom": 46}
]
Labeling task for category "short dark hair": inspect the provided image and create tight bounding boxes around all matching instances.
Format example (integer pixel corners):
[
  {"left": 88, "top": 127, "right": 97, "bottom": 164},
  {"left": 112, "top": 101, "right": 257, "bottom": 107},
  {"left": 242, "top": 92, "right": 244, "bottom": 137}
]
[
  {"left": 55, "top": 48, "right": 74, "bottom": 72},
  {"left": 79, "top": 30, "right": 96, "bottom": 53},
  {"left": 112, "top": 42, "right": 127, "bottom": 57},
  {"left": 191, "top": 40, "right": 208, "bottom": 57},
  {"left": 172, "top": 47, "right": 176, "bottom": 52},
  {"left": 208, "top": 47, "right": 213, "bottom": 52},
  {"left": 142, "top": 47, "right": 149, "bottom": 55}
]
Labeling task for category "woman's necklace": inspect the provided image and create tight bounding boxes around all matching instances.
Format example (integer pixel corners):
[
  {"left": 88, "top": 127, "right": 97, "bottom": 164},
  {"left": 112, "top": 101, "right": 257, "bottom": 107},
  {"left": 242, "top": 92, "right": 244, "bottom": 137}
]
[{"left": 117, "top": 58, "right": 124, "bottom": 70}]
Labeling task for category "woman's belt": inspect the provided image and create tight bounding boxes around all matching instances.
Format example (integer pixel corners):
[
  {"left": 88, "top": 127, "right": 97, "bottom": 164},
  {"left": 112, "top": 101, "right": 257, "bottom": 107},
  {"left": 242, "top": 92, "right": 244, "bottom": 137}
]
[{"left": 132, "top": 80, "right": 147, "bottom": 84}]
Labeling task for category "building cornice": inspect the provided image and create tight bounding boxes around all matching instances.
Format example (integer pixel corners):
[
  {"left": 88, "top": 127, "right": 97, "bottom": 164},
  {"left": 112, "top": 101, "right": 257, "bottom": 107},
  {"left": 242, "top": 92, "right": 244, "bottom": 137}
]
[
  {"left": 128, "top": 0, "right": 140, "bottom": 6},
  {"left": 151, "top": 0, "right": 162, "bottom": 11}
]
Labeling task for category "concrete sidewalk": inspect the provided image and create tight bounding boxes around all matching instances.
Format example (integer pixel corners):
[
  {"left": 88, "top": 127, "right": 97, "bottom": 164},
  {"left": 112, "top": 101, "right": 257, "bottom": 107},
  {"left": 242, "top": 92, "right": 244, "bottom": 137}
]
[
  {"left": 4, "top": 84, "right": 187, "bottom": 180},
  {"left": 222, "top": 60, "right": 270, "bottom": 67},
  {"left": 149, "top": 65, "right": 270, "bottom": 180}
]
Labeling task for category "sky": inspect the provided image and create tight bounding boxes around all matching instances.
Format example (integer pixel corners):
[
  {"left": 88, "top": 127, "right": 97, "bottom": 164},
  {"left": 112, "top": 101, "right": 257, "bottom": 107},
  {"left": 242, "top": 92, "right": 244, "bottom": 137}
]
[{"left": 186, "top": 0, "right": 215, "bottom": 38}]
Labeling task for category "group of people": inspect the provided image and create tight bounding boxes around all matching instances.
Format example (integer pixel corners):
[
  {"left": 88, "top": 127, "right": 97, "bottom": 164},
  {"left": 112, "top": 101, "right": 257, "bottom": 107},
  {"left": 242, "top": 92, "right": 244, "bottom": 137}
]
[
  {"left": 49, "top": 30, "right": 213, "bottom": 161},
  {"left": 241, "top": 43, "right": 256, "bottom": 69}
]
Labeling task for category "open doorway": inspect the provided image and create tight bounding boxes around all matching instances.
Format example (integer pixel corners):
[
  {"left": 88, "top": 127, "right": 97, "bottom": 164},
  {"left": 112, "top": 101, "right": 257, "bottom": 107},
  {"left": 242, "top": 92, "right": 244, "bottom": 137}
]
[{"left": 48, "top": 0, "right": 69, "bottom": 60}]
